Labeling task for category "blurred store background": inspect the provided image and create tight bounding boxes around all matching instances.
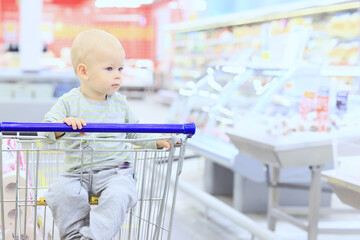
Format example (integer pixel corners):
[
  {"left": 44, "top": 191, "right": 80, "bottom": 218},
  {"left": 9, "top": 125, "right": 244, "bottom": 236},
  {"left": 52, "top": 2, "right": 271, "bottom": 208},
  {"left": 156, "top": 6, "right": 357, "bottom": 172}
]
[{"left": 1, "top": 0, "right": 360, "bottom": 239}]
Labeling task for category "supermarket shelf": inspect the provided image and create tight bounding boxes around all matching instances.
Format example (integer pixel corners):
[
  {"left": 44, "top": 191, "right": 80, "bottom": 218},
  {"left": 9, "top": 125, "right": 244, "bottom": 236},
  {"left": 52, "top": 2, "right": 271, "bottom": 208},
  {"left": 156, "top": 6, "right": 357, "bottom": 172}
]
[
  {"left": 321, "top": 65, "right": 360, "bottom": 77},
  {"left": 162, "top": 0, "right": 359, "bottom": 33},
  {"left": 0, "top": 67, "right": 77, "bottom": 82},
  {"left": 0, "top": 99, "right": 57, "bottom": 122}
]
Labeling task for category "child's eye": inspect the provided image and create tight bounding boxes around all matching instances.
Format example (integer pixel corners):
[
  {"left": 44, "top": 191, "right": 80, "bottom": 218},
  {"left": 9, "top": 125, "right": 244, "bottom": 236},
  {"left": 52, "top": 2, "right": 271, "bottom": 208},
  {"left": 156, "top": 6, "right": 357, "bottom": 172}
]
[
  {"left": 106, "top": 67, "right": 113, "bottom": 71},
  {"left": 118, "top": 68, "right": 123, "bottom": 72}
]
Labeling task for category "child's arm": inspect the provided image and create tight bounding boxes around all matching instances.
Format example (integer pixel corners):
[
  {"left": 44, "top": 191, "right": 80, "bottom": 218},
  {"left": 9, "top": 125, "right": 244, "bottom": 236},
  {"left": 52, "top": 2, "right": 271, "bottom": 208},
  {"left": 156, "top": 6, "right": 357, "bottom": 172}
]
[
  {"left": 55, "top": 117, "right": 86, "bottom": 138},
  {"left": 122, "top": 97, "right": 170, "bottom": 149},
  {"left": 156, "top": 139, "right": 171, "bottom": 149}
]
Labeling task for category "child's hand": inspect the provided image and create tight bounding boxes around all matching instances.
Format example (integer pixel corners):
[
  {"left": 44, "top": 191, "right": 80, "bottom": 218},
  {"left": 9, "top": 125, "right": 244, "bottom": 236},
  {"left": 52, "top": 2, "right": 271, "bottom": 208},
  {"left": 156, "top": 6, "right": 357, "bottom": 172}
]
[
  {"left": 157, "top": 139, "right": 171, "bottom": 149},
  {"left": 58, "top": 117, "right": 86, "bottom": 135}
]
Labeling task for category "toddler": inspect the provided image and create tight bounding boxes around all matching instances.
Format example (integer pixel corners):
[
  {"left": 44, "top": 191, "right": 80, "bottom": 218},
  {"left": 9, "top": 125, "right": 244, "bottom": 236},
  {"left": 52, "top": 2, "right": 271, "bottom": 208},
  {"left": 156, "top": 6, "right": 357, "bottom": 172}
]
[{"left": 40, "top": 29, "right": 170, "bottom": 240}]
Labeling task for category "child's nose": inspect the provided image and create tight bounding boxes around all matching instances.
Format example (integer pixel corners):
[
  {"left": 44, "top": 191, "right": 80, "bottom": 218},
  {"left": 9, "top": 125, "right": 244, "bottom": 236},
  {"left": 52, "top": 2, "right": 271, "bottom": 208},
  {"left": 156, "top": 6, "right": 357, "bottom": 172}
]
[{"left": 114, "top": 72, "right": 121, "bottom": 79}]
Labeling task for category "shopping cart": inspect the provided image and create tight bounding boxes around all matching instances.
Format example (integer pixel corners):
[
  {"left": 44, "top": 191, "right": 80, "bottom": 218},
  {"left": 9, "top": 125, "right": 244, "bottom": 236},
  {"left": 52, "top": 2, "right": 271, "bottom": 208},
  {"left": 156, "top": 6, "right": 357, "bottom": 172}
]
[{"left": 0, "top": 122, "right": 196, "bottom": 240}]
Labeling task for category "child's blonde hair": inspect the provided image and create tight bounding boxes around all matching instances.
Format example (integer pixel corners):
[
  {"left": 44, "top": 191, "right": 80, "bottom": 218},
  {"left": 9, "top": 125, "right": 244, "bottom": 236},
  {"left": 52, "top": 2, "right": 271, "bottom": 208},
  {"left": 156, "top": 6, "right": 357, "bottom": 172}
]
[{"left": 71, "top": 29, "right": 123, "bottom": 74}]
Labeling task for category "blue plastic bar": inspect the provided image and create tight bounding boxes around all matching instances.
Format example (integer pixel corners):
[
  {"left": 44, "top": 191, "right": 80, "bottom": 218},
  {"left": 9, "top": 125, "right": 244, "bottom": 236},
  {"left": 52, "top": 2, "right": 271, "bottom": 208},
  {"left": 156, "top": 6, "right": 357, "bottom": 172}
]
[{"left": 0, "top": 122, "right": 196, "bottom": 137}]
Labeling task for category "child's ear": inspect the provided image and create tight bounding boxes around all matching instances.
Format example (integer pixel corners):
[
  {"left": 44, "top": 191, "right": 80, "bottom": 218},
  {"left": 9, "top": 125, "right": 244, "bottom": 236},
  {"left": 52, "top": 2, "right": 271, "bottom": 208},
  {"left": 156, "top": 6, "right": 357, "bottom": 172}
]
[{"left": 77, "top": 63, "right": 88, "bottom": 80}]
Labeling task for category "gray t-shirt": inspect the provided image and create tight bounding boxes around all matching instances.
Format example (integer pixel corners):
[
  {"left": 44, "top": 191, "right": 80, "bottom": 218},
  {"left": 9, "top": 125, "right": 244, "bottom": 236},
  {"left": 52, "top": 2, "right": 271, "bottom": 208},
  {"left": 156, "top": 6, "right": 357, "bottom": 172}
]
[{"left": 40, "top": 88, "right": 157, "bottom": 173}]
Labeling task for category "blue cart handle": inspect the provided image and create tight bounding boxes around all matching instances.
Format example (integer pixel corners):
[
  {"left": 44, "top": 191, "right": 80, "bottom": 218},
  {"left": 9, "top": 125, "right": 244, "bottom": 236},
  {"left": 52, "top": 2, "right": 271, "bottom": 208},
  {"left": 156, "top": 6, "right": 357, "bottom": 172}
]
[{"left": 0, "top": 122, "right": 196, "bottom": 138}]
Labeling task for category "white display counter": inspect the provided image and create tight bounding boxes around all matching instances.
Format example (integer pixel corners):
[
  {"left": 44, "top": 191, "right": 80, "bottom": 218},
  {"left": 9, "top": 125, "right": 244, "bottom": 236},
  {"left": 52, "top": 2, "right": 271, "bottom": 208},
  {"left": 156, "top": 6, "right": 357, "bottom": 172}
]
[
  {"left": 226, "top": 127, "right": 360, "bottom": 240},
  {"left": 322, "top": 170, "right": 360, "bottom": 210},
  {"left": 188, "top": 129, "right": 333, "bottom": 213},
  {"left": 226, "top": 130, "right": 335, "bottom": 168},
  {"left": 322, "top": 139, "right": 360, "bottom": 210}
]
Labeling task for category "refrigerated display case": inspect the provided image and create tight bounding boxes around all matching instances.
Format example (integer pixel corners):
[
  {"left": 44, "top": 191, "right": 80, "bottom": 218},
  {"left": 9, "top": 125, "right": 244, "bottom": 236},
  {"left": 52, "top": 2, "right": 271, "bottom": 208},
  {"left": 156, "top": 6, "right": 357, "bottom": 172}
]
[
  {"left": 167, "top": 64, "right": 247, "bottom": 171},
  {"left": 164, "top": 1, "right": 360, "bottom": 89},
  {"left": 165, "top": 0, "right": 360, "bottom": 223},
  {"left": 166, "top": 0, "right": 360, "bottom": 160},
  {"left": 222, "top": 42, "right": 360, "bottom": 240}
]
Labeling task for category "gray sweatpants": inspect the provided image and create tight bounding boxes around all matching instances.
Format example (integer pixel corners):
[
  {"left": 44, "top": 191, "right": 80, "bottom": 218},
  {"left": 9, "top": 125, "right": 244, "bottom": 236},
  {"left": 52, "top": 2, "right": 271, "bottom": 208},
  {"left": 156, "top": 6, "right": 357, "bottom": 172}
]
[{"left": 45, "top": 168, "right": 137, "bottom": 240}]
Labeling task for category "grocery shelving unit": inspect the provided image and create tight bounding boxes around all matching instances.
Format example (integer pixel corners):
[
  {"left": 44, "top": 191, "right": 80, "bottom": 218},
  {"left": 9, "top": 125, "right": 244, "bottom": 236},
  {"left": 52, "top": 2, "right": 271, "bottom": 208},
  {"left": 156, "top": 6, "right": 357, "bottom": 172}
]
[
  {"left": 163, "top": 0, "right": 360, "bottom": 88},
  {"left": 0, "top": 68, "right": 78, "bottom": 122},
  {"left": 164, "top": 0, "right": 360, "bottom": 239}
]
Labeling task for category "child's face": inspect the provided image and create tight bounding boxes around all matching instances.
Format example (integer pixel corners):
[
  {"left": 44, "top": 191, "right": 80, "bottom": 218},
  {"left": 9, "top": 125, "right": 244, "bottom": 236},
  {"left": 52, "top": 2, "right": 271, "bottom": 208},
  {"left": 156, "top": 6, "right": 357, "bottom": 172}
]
[{"left": 84, "top": 45, "right": 125, "bottom": 100}]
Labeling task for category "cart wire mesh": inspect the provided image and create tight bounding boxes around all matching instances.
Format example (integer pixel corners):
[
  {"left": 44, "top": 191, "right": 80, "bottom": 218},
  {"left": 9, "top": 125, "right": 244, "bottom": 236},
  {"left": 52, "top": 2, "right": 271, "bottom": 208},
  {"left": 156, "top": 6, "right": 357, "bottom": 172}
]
[{"left": 0, "top": 122, "right": 195, "bottom": 240}]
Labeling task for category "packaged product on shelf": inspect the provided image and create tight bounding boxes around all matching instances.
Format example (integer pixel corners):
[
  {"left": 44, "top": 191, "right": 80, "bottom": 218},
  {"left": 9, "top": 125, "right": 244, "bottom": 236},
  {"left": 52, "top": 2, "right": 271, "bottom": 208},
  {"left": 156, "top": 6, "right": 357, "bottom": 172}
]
[
  {"left": 315, "top": 86, "right": 330, "bottom": 132},
  {"left": 336, "top": 90, "right": 349, "bottom": 115},
  {"left": 299, "top": 91, "right": 315, "bottom": 132},
  {"left": 327, "top": 42, "right": 359, "bottom": 65},
  {"left": 299, "top": 91, "right": 315, "bottom": 121},
  {"left": 328, "top": 12, "right": 360, "bottom": 39}
]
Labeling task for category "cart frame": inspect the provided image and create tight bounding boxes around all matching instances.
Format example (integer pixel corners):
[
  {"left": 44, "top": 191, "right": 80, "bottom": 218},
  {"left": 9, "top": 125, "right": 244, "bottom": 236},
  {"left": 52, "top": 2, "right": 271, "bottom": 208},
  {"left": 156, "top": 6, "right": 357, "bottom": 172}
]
[{"left": 0, "top": 122, "right": 195, "bottom": 240}]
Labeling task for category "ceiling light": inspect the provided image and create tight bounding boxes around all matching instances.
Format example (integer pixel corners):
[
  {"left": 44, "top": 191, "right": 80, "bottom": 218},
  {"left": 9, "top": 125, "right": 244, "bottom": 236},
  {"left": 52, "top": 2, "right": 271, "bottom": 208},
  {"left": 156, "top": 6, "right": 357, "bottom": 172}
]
[
  {"left": 95, "top": 0, "right": 154, "bottom": 8},
  {"left": 193, "top": 0, "right": 206, "bottom": 11},
  {"left": 168, "top": 1, "right": 178, "bottom": 9}
]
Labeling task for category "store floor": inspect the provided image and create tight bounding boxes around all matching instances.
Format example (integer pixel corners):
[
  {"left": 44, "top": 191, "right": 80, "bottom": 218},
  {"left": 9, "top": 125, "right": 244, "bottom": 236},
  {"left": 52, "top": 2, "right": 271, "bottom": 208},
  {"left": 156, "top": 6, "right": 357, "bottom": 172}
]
[{"left": 128, "top": 93, "right": 360, "bottom": 240}]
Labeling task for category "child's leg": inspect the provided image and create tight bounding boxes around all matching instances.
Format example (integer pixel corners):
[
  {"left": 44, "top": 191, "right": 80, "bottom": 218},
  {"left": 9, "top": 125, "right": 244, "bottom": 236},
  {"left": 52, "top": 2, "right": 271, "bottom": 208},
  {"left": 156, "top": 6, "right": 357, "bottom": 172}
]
[
  {"left": 81, "top": 169, "right": 137, "bottom": 240},
  {"left": 45, "top": 176, "right": 91, "bottom": 239}
]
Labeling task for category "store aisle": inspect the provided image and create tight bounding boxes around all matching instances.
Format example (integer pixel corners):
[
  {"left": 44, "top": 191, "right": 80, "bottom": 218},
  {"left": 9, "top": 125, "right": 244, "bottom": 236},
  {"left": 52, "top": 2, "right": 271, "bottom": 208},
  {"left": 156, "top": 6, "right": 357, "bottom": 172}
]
[
  {"left": 128, "top": 93, "right": 360, "bottom": 240},
  {"left": 169, "top": 157, "right": 360, "bottom": 240},
  {"left": 169, "top": 158, "right": 255, "bottom": 240}
]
